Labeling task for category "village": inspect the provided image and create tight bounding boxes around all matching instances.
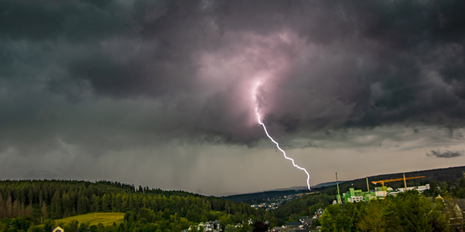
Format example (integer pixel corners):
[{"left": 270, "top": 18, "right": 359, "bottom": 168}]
[
  {"left": 250, "top": 195, "right": 303, "bottom": 211},
  {"left": 187, "top": 209, "right": 325, "bottom": 232}
]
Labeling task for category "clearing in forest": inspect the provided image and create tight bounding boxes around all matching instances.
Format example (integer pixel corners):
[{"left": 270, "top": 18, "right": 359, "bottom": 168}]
[{"left": 54, "top": 212, "right": 125, "bottom": 226}]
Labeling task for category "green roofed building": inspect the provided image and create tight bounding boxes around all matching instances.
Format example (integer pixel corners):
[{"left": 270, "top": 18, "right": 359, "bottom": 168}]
[{"left": 343, "top": 188, "right": 378, "bottom": 203}]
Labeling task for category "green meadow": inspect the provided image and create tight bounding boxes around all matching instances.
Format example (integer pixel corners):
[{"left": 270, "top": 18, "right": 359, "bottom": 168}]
[{"left": 54, "top": 212, "right": 125, "bottom": 227}]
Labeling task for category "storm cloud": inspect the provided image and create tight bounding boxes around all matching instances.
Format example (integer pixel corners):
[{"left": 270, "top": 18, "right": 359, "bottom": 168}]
[
  {"left": 1, "top": 0, "right": 465, "bottom": 195},
  {"left": 427, "top": 149, "right": 464, "bottom": 158}
]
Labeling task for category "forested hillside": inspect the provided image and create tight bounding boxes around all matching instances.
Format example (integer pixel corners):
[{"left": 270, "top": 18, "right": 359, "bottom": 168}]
[
  {"left": 1, "top": 166, "right": 464, "bottom": 231},
  {"left": 273, "top": 193, "right": 334, "bottom": 224},
  {"left": 320, "top": 191, "right": 449, "bottom": 232},
  {"left": 0, "top": 180, "right": 272, "bottom": 231},
  {"left": 222, "top": 166, "right": 465, "bottom": 204}
]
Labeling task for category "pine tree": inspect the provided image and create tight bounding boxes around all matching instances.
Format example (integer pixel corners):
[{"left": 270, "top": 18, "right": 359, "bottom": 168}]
[
  {"left": 42, "top": 202, "right": 48, "bottom": 220},
  {"left": 39, "top": 190, "right": 44, "bottom": 206},
  {"left": 32, "top": 205, "right": 43, "bottom": 224},
  {"left": 20, "top": 202, "right": 26, "bottom": 216},
  {"left": 12, "top": 199, "right": 20, "bottom": 217},
  {"left": 51, "top": 191, "right": 62, "bottom": 219},
  {"left": 101, "top": 194, "right": 110, "bottom": 212},
  {"left": 6, "top": 194, "right": 12, "bottom": 218},
  {"left": 61, "top": 193, "right": 72, "bottom": 217},
  {"left": 0, "top": 194, "right": 4, "bottom": 219},
  {"left": 28, "top": 188, "right": 34, "bottom": 205},
  {"left": 24, "top": 204, "right": 33, "bottom": 217},
  {"left": 77, "top": 196, "right": 87, "bottom": 214},
  {"left": 91, "top": 194, "right": 100, "bottom": 212}
]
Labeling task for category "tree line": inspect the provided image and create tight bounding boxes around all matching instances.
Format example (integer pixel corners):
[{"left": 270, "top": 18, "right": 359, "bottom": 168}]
[
  {"left": 318, "top": 174, "right": 465, "bottom": 232},
  {"left": 0, "top": 180, "right": 273, "bottom": 231},
  {"left": 320, "top": 190, "right": 449, "bottom": 232}
]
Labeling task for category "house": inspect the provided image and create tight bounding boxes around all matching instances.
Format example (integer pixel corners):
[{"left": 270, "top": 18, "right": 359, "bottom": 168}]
[
  {"left": 212, "top": 220, "right": 220, "bottom": 230},
  {"left": 53, "top": 227, "right": 64, "bottom": 232},
  {"left": 299, "top": 216, "right": 309, "bottom": 224},
  {"left": 271, "top": 227, "right": 286, "bottom": 232},
  {"left": 285, "top": 221, "right": 302, "bottom": 228},
  {"left": 190, "top": 220, "right": 220, "bottom": 232},
  {"left": 312, "top": 208, "right": 324, "bottom": 219},
  {"left": 248, "top": 218, "right": 254, "bottom": 225},
  {"left": 442, "top": 198, "right": 465, "bottom": 230},
  {"left": 299, "top": 216, "right": 313, "bottom": 229},
  {"left": 284, "top": 221, "right": 303, "bottom": 232}
]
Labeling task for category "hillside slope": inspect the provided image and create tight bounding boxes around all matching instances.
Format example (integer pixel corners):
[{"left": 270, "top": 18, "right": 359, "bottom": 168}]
[{"left": 223, "top": 166, "right": 465, "bottom": 202}]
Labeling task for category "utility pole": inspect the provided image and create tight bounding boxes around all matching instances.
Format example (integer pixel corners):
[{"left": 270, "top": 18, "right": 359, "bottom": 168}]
[
  {"left": 366, "top": 176, "right": 370, "bottom": 192},
  {"left": 403, "top": 173, "right": 408, "bottom": 192},
  {"left": 336, "top": 172, "right": 342, "bottom": 204}
]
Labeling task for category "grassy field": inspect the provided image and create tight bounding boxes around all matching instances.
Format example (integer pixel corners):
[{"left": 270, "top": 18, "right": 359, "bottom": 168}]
[{"left": 54, "top": 212, "right": 125, "bottom": 226}]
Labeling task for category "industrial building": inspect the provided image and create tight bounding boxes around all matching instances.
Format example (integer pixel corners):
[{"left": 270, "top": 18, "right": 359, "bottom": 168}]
[
  {"left": 343, "top": 188, "right": 377, "bottom": 203},
  {"left": 334, "top": 173, "right": 430, "bottom": 204}
]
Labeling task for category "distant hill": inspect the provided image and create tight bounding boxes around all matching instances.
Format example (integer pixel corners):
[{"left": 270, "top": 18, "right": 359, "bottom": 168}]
[
  {"left": 267, "top": 182, "right": 346, "bottom": 191},
  {"left": 223, "top": 166, "right": 465, "bottom": 203},
  {"left": 270, "top": 186, "right": 308, "bottom": 191},
  {"left": 221, "top": 181, "right": 346, "bottom": 203},
  {"left": 312, "top": 181, "right": 346, "bottom": 188},
  {"left": 221, "top": 189, "right": 310, "bottom": 203}
]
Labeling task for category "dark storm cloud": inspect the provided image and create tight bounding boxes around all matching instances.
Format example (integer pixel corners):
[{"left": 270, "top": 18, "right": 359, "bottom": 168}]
[
  {"left": 427, "top": 149, "right": 464, "bottom": 158},
  {"left": 1, "top": 0, "right": 465, "bottom": 153},
  {"left": 0, "top": 0, "right": 129, "bottom": 42}
]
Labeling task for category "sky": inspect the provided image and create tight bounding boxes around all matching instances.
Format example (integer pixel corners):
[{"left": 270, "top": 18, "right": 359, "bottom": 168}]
[{"left": 1, "top": 0, "right": 465, "bottom": 196}]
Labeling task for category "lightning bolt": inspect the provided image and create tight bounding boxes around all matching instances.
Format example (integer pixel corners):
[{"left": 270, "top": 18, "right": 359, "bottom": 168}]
[{"left": 253, "top": 81, "right": 311, "bottom": 191}]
